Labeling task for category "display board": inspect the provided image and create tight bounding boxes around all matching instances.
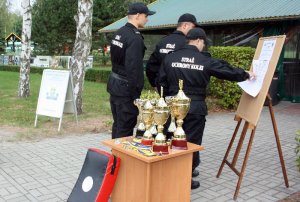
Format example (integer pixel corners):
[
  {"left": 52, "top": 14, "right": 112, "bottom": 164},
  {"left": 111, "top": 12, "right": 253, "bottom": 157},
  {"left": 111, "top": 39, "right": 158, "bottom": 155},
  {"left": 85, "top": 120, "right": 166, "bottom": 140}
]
[
  {"left": 236, "top": 35, "right": 286, "bottom": 126},
  {"left": 35, "top": 69, "right": 77, "bottom": 131}
]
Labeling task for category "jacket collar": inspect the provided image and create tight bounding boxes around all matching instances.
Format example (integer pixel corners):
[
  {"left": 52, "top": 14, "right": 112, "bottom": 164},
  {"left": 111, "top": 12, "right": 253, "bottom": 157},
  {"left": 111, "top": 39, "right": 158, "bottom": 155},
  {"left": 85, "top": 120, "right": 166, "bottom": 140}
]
[
  {"left": 173, "top": 30, "right": 185, "bottom": 36},
  {"left": 183, "top": 44, "right": 200, "bottom": 52},
  {"left": 125, "top": 22, "right": 138, "bottom": 30}
]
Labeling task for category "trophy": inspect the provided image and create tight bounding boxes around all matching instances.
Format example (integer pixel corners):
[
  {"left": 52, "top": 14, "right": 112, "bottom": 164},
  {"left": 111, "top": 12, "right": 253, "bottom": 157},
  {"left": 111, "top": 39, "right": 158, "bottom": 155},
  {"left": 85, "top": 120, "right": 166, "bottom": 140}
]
[
  {"left": 171, "top": 80, "right": 191, "bottom": 150},
  {"left": 141, "top": 100, "right": 154, "bottom": 146},
  {"left": 152, "top": 87, "right": 170, "bottom": 154},
  {"left": 165, "top": 96, "right": 176, "bottom": 133},
  {"left": 134, "top": 99, "right": 146, "bottom": 137},
  {"left": 149, "top": 100, "right": 158, "bottom": 136}
]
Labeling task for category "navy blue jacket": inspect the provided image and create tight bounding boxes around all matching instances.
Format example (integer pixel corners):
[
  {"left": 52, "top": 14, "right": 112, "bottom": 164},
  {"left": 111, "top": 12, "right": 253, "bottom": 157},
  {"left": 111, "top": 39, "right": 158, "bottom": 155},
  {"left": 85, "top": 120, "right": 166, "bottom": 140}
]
[
  {"left": 158, "top": 45, "right": 249, "bottom": 114},
  {"left": 107, "top": 23, "right": 146, "bottom": 99},
  {"left": 146, "top": 30, "right": 186, "bottom": 87}
]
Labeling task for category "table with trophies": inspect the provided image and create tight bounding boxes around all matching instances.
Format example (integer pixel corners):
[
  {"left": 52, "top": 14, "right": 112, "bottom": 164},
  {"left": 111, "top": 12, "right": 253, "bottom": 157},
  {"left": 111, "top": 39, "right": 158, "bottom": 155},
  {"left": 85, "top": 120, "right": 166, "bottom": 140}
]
[{"left": 102, "top": 80, "right": 204, "bottom": 202}]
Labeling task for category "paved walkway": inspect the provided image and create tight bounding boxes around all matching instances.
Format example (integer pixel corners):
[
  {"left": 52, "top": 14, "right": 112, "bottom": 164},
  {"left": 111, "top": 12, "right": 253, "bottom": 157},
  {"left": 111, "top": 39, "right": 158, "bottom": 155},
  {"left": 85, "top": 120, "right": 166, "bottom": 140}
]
[{"left": 0, "top": 101, "right": 300, "bottom": 201}]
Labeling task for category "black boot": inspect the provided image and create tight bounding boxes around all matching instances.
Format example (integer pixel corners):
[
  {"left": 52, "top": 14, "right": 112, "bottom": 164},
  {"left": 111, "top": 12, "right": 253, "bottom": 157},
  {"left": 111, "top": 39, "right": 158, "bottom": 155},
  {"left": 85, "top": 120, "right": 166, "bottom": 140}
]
[{"left": 191, "top": 180, "right": 200, "bottom": 189}]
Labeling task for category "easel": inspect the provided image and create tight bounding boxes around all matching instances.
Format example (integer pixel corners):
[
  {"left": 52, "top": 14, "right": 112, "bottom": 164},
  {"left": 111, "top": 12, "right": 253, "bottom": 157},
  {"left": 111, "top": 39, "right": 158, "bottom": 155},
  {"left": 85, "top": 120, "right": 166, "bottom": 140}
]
[
  {"left": 216, "top": 94, "right": 289, "bottom": 200},
  {"left": 216, "top": 35, "right": 289, "bottom": 200}
]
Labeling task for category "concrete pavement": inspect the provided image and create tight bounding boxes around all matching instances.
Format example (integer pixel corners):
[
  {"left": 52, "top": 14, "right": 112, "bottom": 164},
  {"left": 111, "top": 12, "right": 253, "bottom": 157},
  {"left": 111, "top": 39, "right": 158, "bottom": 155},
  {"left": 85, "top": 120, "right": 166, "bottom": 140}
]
[{"left": 0, "top": 101, "right": 299, "bottom": 201}]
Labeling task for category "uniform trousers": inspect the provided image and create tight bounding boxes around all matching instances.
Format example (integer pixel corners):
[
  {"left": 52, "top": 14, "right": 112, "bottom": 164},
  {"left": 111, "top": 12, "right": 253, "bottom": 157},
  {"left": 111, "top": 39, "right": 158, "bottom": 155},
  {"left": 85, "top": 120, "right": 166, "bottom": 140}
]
[
  {"left": 183, "top": 113, "right": 206, "bottom": 171},
  {"left": 110, "top": 96, "right": 138, "bottom": 139}
]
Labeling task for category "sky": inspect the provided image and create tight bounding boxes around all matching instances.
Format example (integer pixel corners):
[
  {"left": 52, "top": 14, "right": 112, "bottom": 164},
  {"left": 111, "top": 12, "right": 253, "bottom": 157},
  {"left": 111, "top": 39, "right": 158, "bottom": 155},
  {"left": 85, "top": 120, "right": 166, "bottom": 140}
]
[
  {"left": 8, "top": 0, "right": 22, "bottom": 14},
  {"left": 8, "top": 0, "right": 35, "bottom": 14}
]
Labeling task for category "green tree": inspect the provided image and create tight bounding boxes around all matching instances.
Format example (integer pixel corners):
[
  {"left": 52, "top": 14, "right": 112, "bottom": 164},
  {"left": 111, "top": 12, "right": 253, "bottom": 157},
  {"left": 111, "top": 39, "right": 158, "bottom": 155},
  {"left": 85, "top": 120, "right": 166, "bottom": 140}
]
[
  {"left": 0, "top": 0, "right": 7, "bottom": 34},
  {"left": 93, "top": 0, "right": 156, "bottom": 50},
  {"left": 31, "top": 0, "right": 156, "bottom": 55},
  {"left": 0, "top": 0, "right": 22, "bottom": 52},
  {"left": 31, "top": 0, "right": 77, "bottom": 55},
  {"left": 10, "top": 15, "right": 22, "bottom": 36},
  {"left": 92, "top": 0, "right": 129, "bottom": 50}
]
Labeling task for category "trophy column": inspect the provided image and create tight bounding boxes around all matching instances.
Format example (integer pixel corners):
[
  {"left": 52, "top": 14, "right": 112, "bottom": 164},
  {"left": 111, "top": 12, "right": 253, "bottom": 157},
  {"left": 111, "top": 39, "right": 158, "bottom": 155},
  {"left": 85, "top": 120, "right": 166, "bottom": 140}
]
[{"left": 152, "top": 87, "right": 170, "bottom": 154}]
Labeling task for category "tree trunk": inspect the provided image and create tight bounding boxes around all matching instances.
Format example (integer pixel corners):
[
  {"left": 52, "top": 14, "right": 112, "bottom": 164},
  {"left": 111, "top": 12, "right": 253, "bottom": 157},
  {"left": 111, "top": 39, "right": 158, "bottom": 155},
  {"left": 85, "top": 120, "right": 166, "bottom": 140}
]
[
  {"left": 18, "top": 0, "right": 32, "bottom": 97},
  {"left": 70, "top": 0, "right": 93, "bottom": 114}
]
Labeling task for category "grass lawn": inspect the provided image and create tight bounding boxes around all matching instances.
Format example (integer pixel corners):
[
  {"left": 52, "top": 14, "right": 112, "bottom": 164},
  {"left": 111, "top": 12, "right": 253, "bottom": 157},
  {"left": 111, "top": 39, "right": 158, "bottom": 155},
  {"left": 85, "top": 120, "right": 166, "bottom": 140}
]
[
  {"left": 0, "top": 70, "right": 222, "bottom": 141},
  {"left": 0, "top": 71, "right": 111, "bottom": 141}
]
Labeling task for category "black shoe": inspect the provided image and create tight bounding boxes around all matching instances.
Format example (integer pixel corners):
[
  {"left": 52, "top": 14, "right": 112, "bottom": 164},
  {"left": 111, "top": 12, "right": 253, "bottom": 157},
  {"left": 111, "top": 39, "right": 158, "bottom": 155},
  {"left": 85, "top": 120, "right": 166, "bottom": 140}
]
[
  {"left": 191, "top": 180, "right": 200, "bottom": 189},
  {"left": 192, "top": 170, "right": 199, "bottom": 177}
]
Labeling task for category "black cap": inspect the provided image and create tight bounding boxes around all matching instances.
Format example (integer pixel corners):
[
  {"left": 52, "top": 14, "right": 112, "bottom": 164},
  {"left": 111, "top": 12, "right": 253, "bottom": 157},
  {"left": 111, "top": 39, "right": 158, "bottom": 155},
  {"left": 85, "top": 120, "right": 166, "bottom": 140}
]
[
  {"left": 127, "top": 2, "right": 156, "bottom": 16},
  {"left": 178, "top": 13, "right": 201, "bottom": 27},
  {"left": 186, "top": 28, "right": 210, "bottom": 44}
]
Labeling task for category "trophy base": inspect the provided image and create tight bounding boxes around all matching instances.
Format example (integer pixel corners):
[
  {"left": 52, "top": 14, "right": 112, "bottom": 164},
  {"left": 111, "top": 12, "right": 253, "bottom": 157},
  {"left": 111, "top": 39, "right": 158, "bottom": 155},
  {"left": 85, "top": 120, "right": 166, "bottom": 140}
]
[
  {"left": 171, "top": 139, "right": 188, "bottom": 150},
  {"left": 141, "top": 139, "right": 153, "bottom": 146},
  {"left": 153, "top": 144, "right": 169, "bottom": 154}
]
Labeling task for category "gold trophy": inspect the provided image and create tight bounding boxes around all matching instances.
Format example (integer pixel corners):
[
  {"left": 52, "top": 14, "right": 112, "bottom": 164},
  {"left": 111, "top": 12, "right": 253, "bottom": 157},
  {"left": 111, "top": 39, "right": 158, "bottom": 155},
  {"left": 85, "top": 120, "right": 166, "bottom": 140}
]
[
  {"left": 141, "top": 100, "right": 154, "bottom": 146},
  {"left": 165, "top": 96, "right": 176, "bottom": 133},
  {"left": 171, "top": 80, "right": 191, "bottom": 150},
  {"left": 152, "top": 87, "right": 170, "bottom": 154},
  {"left": 149, "top": 100, "right": 158, "bottom": 136},
  {"left": 134, "top": 99, "right": 146, "bottom": 137}
]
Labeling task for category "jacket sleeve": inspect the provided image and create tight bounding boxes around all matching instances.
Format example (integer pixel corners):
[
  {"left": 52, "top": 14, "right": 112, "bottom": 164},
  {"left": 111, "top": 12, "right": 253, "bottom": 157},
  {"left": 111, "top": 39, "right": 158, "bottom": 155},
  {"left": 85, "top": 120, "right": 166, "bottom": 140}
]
[
  {"left": 146, "top": 45, "right": 162, "bottom": 87},
  {"left": 208, "top": 58, "right": 250, "bottom": 82},
  {"left": 125, "top": 37, "right": 144, "bottom": 99}
]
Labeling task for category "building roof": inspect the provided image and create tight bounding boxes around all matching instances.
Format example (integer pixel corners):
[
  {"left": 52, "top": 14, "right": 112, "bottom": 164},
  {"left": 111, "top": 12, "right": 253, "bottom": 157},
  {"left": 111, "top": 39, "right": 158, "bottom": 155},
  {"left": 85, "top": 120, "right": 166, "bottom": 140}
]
[
  {"left": 5, "top": 32, "right": 21, "bottom": 41},
  {"left": 99, "top": 0, "right": 300, "bottom": 33}
]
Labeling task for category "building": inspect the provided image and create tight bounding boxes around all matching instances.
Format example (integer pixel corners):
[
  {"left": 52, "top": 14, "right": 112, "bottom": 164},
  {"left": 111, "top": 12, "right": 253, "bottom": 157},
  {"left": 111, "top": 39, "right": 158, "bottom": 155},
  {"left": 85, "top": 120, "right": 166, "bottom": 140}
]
[{"left": 99, "top": 0, "right": 300, "bottom": 103}]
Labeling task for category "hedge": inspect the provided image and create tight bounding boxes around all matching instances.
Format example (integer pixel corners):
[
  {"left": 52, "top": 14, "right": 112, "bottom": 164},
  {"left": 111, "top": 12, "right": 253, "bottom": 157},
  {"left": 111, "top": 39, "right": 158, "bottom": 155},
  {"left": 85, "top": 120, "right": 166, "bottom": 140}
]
[
  {"left": 208, "top": 46, "right": 255, "bottom": 109},
  {"left": 0, "top": 65, "right": 152, "bottom": 90},
  {"left": 0, "top": 46, "right": 255, "bottom": 109}
]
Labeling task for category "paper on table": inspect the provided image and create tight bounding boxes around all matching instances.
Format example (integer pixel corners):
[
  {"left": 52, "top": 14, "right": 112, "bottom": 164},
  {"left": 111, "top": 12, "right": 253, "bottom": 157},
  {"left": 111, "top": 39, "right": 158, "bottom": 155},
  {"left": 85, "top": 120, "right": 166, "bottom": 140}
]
[{"left": 238, "top": 60, "right": 270, "bottom": 97}]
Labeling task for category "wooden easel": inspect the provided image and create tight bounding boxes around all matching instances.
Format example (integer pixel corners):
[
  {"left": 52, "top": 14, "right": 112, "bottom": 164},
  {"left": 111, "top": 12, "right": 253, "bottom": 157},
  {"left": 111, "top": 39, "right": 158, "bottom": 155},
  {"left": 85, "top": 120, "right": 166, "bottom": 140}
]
[{"left": 216, "top": 94, "right": 289, "bottom": 200}]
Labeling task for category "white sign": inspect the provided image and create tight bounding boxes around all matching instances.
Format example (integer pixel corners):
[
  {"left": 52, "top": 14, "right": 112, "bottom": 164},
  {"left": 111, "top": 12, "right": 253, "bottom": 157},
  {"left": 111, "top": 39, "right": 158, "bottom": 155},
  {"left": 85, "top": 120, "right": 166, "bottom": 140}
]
[
  {"left": 259, "top": 39, "right": 276, "bottom": 61},
  {"left": 238, "top": 60, "right": 270, "bottom": 97},
  {"left": 35, "top": 69, "right": 78, "bottom": 131}
]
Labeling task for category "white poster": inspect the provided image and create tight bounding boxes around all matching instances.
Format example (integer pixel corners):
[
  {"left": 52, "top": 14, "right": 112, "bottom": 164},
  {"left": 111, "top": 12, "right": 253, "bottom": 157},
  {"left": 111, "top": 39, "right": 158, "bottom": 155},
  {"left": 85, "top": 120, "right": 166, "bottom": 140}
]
[
  {"left": 238, "top": 60, "right": 270, "bottom": 97},
  {"left": 36, "top": 70, "right": 70, "bottom": 118},
  {"left": 259, "top": 39, "right": 276, "bottom": 61}
]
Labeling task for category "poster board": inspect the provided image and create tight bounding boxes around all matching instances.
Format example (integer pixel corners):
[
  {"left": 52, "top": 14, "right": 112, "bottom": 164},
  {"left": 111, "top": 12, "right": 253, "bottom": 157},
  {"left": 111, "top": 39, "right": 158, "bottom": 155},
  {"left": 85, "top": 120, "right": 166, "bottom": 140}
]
[
  {"left": 236, "top": 35, "right": 286, "bottom": 126},
  {"left": 35, "top": 69, "right": 78, "bottom": 131}
]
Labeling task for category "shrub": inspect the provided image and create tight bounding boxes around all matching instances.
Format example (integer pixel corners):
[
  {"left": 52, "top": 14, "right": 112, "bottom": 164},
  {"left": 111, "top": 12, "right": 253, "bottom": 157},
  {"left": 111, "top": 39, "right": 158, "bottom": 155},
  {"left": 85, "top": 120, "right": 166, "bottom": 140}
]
[
  {"left": 85, "top": 68, "right": 111, "bottom": 83},
  {"left": 296, "top": 130, "right": 300, "bottom": 172},
  {"left": 93, "top": 54, "right": 111, "bottom": 66},
  {"left": 0, "top": 65, "right": 45, "bottom": 74},
  {"left": 0, "top": 46, "right": 255, "bottom": 108},
  {"left": 208, "top": 46, "right": 255, "bottom": 109}
]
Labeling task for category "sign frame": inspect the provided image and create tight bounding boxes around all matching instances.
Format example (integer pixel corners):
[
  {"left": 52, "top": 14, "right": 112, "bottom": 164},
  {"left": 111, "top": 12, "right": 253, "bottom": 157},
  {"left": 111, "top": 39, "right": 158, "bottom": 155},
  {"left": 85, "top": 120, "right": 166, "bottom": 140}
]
[{"left": 34, "top": 69, "right": 78, "bottom": 131}]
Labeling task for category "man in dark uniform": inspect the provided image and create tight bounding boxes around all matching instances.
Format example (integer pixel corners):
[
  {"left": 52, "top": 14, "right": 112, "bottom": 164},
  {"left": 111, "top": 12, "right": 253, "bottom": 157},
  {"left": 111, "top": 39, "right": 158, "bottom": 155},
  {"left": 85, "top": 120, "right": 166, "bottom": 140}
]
[
  {"left": 146, "top": 13, "right": 201, "bottom": 88},
  {"left": 107, "top": 2, "right": 155, "bottom": 139},
  {"left": 158, "top": 28, "right": 256, "bottom": 189}
]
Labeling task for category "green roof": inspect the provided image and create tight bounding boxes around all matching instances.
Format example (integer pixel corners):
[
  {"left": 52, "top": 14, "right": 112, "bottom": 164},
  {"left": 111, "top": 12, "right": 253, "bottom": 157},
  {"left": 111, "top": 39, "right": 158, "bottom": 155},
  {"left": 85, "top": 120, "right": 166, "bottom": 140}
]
[{"left": 99, "top": 0, "right": 300, "bottom": 33}]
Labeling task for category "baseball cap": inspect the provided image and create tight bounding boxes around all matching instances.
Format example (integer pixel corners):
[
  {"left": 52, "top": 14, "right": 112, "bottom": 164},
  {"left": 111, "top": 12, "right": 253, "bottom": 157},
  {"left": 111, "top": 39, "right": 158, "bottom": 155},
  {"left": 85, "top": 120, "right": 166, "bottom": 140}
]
[
  {"left": 178, "top": 13, "right": 201, "bottom": 27},
  {"left": 127, "top": 2, "right": 156, "bottom": 16},
  {"left": 186, "top": 28, "right": 211, "bottom": 45}
]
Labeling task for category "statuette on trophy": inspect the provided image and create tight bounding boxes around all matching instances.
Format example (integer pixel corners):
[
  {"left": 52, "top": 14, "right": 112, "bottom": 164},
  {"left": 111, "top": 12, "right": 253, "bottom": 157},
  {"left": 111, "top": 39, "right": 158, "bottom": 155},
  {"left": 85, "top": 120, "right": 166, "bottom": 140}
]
[
  {"left": 152, "top": 87, "right": 170, "bottom": 154},
  {"left": 141, "top": 100, "right": 154, "bottom": 146},
  {"left": 171, "top": 79, "right": 191, "bottom": 150}
]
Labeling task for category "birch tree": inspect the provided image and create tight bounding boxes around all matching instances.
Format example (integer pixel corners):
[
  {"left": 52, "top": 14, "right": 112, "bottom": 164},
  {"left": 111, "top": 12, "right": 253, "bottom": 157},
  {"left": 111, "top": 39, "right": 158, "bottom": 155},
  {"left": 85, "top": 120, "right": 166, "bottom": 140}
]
[
  {"left": 18, "top": 0, "right": 32, "bottom": 97},
  {"left": 70, "top": 0, "right": 93, "bottom": 114}
]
